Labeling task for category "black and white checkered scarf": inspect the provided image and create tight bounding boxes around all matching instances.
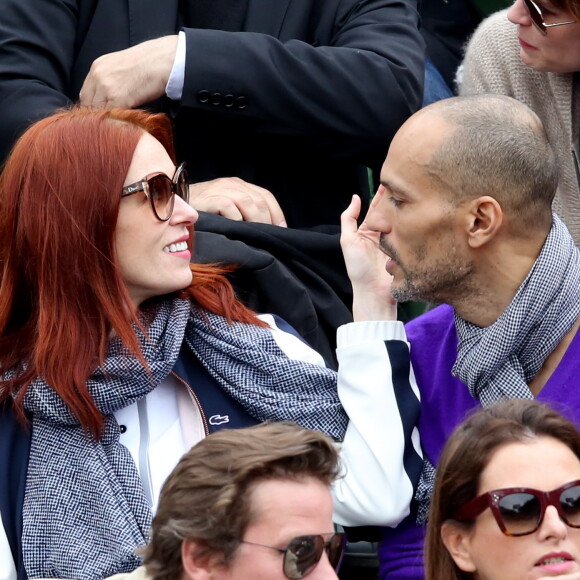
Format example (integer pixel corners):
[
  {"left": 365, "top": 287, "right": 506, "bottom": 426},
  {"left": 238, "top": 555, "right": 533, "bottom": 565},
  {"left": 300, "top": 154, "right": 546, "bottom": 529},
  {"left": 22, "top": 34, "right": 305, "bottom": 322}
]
[
  {"left": 20, "top": 299, "right": 345, "bottom": 579},
  {"left": 415, "top": 215, "right": 580, "bottom": 523}
]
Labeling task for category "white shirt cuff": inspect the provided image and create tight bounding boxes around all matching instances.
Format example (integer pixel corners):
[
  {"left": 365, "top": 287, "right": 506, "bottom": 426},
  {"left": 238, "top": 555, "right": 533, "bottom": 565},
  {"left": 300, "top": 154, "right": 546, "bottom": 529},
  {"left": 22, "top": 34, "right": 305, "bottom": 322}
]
[
  {"left": 336, "top": 320, "right": 406, "bottom": 348},
  {"left": 166, "top": 30, "right": 186, "bottom": 100}
]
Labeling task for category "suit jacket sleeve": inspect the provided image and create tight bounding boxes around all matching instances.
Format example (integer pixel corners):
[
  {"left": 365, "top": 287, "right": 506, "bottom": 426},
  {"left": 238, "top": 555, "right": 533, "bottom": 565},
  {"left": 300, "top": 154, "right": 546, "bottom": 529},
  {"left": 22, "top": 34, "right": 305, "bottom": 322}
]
[
  {"left": 180, "top": 0, "right": 425, "bottom": 162},
  {"left": 0, "top": 0, "right": 424, "bottom": 167},
  {"left": 0, "top": 0, "right": 81, "bottom": 163}
]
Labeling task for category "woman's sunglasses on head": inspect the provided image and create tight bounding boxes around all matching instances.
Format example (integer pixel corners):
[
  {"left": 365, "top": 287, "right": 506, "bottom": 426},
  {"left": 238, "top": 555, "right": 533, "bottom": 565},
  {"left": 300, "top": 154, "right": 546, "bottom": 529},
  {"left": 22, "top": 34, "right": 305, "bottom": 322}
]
[
  {"left": 240, "top": 532, "right": 346, "bottom": 579},
  {"left": 522, "top": 0, "right": 576, "bottom": 35},
  {"left": 121, "top": 162, "right": 189, "bottom": 221},
  {"left": 453, "top": 480, "right": 580, "bottom": 536}
]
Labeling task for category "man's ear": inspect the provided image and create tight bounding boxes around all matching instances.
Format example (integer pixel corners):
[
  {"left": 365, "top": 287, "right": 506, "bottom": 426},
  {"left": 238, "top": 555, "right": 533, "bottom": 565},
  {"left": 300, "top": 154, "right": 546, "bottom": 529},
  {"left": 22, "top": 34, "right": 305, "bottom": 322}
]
[
  {"left": 181, "top": 539, "right": 219, "bottom": 580},
  {"left": 463, "top": 196, "right": 503, "bottom": 249},
  {"left": 440, "top": 520, "right": 477, "bottom": 574}
]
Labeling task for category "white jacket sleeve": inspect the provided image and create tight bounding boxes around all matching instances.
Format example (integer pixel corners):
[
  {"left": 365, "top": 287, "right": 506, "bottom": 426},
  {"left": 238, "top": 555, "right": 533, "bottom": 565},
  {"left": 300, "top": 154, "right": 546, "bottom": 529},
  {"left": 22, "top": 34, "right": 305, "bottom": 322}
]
[
  {"left": 332, "top": 320, "right": 422, "bottom": 527},
  {"left": 258, "top": 314, "right": 422, "bottom": 527},
  {"left": 0, "top": 510, "right": 16, "bottom": 580}
]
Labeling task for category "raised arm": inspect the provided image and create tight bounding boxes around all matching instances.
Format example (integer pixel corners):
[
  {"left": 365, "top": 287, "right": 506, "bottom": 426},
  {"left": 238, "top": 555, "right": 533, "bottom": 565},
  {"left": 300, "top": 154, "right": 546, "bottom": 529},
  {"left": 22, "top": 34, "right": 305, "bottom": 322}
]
[
  {"left": 78, "top": 0, "right": 424, "bottom": 164},
  {"left": 333, "top": 318, "right": 422, "bottom": 526},
  {"left": 0, "top": 0, "right": 79, "bottom": 163},
  {"left": 260, "top": 307, "right": 422, "bottom": 527},
  {"left": 178, "top": 0, "right": 424, "bottom": 163},
  {"left": 332, "top": 195, "right": 422, "bottom": 526}
]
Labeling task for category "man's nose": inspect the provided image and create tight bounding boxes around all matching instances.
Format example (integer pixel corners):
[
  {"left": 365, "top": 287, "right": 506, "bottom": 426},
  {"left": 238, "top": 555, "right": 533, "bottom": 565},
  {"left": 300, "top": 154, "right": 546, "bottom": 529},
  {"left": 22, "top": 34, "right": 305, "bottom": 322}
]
[{"left": 365, "top": 188, "right": 393, "bottom": 235}]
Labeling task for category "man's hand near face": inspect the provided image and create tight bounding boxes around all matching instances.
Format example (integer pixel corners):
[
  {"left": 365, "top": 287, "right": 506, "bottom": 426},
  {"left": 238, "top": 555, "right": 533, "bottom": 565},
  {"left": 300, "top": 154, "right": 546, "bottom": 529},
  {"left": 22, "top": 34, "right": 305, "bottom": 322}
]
[
  {"left": 189, "top": 177, "right": 287, "bottom": 226},
  {"left": 340, "top": 192, "right": 397, "bottom": 322},
  {"left": 79, "top": 36, "right": 178, "bottom": 109},
  {"left": 80, "top": 38, "right": 289, "bottom": 227}
]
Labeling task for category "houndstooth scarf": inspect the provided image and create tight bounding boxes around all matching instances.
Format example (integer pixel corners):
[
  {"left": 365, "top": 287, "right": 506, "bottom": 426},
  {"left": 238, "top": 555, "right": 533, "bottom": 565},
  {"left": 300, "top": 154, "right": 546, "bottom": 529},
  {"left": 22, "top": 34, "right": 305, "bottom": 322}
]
[
  {"left": 415, "top": 215, "right": 580, "bottom": 523},
  {"left": 21, "top": 299, "right": 345, "bottom": 579}
]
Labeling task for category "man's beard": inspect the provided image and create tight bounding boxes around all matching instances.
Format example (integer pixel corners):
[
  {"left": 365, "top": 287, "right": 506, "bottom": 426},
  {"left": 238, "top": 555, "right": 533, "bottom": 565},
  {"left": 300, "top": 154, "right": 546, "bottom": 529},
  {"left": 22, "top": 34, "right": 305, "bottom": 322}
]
[{"left": 380, "top": 235, "right": 476, "bottom": 305}]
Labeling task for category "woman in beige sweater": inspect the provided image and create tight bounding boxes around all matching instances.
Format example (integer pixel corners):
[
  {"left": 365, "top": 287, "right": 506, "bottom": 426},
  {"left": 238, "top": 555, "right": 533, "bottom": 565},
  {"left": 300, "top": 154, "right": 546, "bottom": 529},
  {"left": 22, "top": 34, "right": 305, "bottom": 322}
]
[{"left": 460, "top": 0, "right": 580, "bottom": 245}]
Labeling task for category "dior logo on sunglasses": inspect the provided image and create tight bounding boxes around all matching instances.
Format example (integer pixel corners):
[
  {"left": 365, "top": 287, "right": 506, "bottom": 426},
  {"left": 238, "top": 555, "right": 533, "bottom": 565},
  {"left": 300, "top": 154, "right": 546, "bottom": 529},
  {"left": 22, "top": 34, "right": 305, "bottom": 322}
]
[
  {"left": 240, "top": 532, "right": 346, "bottom": 579},
  {"left": 121, "top": 162, "right": 189, "bottom": 221},
  {"left": 454, "top": 480, "right": 580, "bottom": 536}
]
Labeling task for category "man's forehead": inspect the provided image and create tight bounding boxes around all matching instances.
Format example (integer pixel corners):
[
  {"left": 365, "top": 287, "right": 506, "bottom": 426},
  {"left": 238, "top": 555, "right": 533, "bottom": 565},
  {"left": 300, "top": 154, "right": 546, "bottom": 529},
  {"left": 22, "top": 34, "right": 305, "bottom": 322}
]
[
  {"left": 393, "top": 110, "right": 449, "bottom": 156},
  {"left": 379, "top": 112, "right": 451, "bottom": 191},
  {"left": 379, "top": 146, "right": 433, "bottom": 197}
]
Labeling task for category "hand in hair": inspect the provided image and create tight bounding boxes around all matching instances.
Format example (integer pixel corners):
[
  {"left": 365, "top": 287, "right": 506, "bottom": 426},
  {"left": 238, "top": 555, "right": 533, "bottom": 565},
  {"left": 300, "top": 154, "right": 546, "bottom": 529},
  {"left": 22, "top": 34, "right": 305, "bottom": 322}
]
[
  {"left": 188, "top": 177, "right": 287, "bottom": 226},
  {"left": 80, "top": 36, "right": 178, "bottom": 108},
  {"left": 340, "top": 192, "right": 397, "bottom": 322}
]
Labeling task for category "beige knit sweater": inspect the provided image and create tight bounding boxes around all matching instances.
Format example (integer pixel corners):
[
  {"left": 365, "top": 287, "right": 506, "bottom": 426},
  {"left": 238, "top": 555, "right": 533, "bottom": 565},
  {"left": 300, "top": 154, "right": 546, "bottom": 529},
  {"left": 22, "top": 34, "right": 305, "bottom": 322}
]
[{"left": 460, "top": 10, "right": 580, "bottom": 246}]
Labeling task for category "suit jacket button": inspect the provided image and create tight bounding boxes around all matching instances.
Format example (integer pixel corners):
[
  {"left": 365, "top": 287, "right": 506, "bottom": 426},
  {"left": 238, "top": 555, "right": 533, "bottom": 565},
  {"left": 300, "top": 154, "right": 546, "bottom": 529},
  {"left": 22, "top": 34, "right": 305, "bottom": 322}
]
[
  {"left": 197, "top": 90, "right": 210, "bottom": 104},
  {"left": 223, "top": 94, "right": 235, "bottom": 108},
  {"left": 236, "top": 96, "right": 247, "bottom": 110},
  {"left": 210, "top": 92, "right": 223, "bottom": 106}
]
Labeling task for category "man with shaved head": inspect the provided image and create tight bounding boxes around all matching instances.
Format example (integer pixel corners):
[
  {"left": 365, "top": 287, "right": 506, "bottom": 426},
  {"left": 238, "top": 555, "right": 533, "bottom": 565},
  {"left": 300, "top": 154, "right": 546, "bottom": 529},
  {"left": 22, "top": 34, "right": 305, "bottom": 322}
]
[{"left": 340, "top": 94, "right": 580, "bottom": 579}]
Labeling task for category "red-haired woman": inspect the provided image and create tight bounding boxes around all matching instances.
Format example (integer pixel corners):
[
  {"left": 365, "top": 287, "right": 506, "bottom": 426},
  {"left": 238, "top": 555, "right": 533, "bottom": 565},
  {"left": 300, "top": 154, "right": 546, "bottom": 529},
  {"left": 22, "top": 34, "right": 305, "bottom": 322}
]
[{"left": 0, "top": 108, "right": 420, "bottom": 580}]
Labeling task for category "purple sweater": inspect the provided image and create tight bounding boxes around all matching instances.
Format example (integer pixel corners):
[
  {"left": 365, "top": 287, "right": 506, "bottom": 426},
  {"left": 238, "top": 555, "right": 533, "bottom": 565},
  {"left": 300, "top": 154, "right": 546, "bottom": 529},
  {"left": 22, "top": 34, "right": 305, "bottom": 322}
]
[{"left": 378, "top": 304, "right": 580, "bottom": 580}]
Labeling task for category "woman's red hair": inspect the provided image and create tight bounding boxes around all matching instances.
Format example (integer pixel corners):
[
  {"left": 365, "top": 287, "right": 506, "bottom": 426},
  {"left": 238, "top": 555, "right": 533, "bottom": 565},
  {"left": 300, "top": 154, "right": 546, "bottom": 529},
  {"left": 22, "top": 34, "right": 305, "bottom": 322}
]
[{"left": 0, "top": 107, "right": 264, "bottom": 438}]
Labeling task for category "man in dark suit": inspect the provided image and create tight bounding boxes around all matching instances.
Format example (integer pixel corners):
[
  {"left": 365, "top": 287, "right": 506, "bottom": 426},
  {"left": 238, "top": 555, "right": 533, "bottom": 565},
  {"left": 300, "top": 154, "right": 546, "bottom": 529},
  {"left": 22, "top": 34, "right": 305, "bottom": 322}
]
[{"left": 0, "top": 0, "right": 424, "bottom": 228}]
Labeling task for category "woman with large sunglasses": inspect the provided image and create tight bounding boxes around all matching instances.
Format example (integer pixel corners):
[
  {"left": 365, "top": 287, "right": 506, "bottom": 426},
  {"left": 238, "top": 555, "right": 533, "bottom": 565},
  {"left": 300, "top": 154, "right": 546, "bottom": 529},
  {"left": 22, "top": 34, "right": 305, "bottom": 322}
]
[
  {"left": 426, "top": 399, "right": 580, "bottom": 580},
  {"left": 460, "top": 0, "right": 580, "bottom": 246},
  {"left": 0, "top": 107, "right": 419, "bottom": 580}
]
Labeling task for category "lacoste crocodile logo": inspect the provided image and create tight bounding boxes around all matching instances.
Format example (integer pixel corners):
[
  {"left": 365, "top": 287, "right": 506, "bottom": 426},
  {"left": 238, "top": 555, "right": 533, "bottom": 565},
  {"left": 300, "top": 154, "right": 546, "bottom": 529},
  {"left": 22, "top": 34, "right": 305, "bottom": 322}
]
[{"left": 209, "top": 414, "right": 230, "bottom": 426}]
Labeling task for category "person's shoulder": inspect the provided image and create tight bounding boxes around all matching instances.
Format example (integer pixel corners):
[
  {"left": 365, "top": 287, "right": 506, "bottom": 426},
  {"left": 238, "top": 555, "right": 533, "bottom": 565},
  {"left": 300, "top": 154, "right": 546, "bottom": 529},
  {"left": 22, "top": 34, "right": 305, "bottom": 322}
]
[
  {"left": 475, "top": 9, "right": 514, "bottom": 37},
  {"left": 459, "top": 8, "right": 537, "bottom": 96},
  {"left": 465, "top": 9, "right": 519, "bottom": 58}
]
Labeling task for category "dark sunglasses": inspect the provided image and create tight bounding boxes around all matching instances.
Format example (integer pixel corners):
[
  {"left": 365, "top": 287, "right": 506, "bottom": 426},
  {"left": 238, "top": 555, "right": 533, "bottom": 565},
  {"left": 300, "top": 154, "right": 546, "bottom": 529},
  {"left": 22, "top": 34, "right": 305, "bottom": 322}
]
[
  {"left": 121, "top": 162, "right": 189, "bottom": 221},
  {"left": 522, "top": 0, "right": 576, "bottom": 35},
  {"left": 453, "top": 480, "right": 580, "bottom": 536},
  {"left": 240, "top": 532, "right": 345, "bottom": 579}
]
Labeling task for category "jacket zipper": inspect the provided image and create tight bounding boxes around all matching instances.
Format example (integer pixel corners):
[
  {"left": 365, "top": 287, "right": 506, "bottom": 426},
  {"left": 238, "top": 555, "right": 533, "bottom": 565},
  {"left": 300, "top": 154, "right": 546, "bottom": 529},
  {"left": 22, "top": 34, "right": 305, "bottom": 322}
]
[{"left": 171, "top": 370, "right": 209, "bottom": 436}]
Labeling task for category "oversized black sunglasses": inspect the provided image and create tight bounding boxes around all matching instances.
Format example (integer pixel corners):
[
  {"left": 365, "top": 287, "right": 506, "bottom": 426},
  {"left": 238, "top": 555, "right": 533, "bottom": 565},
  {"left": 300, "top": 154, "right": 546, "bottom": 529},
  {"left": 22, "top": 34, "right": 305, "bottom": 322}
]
[
  {"left": 240, "top": 532, "right": 346, "bottom": 579},
  {"left": 121, "top": 162, "right": 189, "bottom": 221},
  {"left": 453, "top": 480, "right": 580, "bottom": 536},
  {"left": 522, "top": 0, "right": 576, "bottom": 35}
]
